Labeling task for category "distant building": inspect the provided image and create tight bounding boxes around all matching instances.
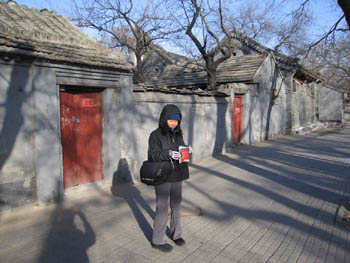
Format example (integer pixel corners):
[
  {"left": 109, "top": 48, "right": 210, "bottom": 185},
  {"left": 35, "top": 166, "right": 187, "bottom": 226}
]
[{"left": 229, "top": 31, "right": 344, "bottom": 132}]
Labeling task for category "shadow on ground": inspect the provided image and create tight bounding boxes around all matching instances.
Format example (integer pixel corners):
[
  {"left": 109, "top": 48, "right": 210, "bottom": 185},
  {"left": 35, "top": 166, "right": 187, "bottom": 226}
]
[{"left": 38, "top": 205, "right": 95, "bottom": 263}]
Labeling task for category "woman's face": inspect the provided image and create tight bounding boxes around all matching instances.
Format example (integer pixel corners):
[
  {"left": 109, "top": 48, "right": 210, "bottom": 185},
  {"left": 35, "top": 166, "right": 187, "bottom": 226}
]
[{"left": 167, "top": 119, "right": 179, "bottom": 129}]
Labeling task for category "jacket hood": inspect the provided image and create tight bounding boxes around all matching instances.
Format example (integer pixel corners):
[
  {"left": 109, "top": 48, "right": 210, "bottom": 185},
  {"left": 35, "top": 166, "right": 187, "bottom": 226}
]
[{"left": 159, "top": 104, "right": 182, "bottom": 134}]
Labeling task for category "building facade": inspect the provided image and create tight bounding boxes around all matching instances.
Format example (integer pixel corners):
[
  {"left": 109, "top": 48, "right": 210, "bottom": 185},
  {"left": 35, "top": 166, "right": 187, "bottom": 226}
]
[{"left": 0, "top": 1, "right": 132, "bottom": 210}]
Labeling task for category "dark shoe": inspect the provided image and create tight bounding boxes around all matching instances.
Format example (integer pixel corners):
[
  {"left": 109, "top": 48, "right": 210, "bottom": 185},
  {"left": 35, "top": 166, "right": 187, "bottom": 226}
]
[
  {"left": 151, "top": 243, "right": 173, "bottom": 252},
  {"left": 173, "top": 238, "right": 185, "bottom": 246}
]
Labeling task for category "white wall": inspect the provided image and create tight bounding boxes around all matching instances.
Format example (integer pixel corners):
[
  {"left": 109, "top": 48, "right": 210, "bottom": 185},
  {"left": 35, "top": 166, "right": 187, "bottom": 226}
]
[
  {"left": 238, "top": 56, "right": 287, "bottom": 144},
  {"left": 119, "top": 91, "right": 231, "bottom": 183},
  {"left": 291, "top": 81, "right": 317, "bottom": 132},
  {"left": 318, "top": 84, "right": 343, "bottom": 122}
]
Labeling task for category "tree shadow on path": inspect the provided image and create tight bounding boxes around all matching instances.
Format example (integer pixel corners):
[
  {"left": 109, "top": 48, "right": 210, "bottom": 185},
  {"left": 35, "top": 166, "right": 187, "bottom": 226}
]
[
  {"left": 186, "top": 161, "right": 349, "bottom": 258},
  {"left": 111, "top": 158, "right": 158, "bottom": 244}
]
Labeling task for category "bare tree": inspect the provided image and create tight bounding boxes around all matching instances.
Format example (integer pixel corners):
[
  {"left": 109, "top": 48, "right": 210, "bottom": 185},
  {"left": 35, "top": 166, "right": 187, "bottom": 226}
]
[
  {"left": 282, "top": 0, "right": 350, "bottom": 91},
  {"left": 225, "top": 2, "right": 275, "bottom": 44},
  {"left": 227, "top": 0, "right": 350, "bottom": 57},
  {"left": 167, "top": 0, "right": 315, "bottom": 91},
  {"left": 71, "top": 0, "right": 348, "bottom": 89},
  {"left": 73, "top": 0, "right": 175, "bottom": 83},
  {"left": 295, "top": 0, "right": 349, "bottom": 53},
  {"left": 303, "top": 33, "right": 350, "bottom": 90},
  {"left": 225, "top": 0, "right": 349, "bottom": 91},
  {"left": 225, "top": 0, "right": 313, "bottom": 58},
  {"left": 169, "top": 0, "right": 238, "bottom": 91}
]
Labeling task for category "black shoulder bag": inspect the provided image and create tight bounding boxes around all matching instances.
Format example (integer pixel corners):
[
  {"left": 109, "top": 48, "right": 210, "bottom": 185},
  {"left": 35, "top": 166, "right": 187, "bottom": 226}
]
[{"left": 139, "top": 160, "right": 172, "bottom": 186}]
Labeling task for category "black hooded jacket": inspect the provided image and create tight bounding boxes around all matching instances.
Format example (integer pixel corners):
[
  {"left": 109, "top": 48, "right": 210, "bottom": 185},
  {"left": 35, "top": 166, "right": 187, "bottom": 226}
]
[{"left": 148, "top": 104, "right": 189, "bottom": 182}]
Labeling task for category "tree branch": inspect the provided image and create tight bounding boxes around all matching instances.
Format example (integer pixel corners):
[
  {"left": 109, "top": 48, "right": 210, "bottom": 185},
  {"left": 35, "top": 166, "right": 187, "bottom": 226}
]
[
  {"left": 307, "top": 15, "right": 345, "bottom": 52},
  {"left": 186, "top": 0, "right": 207, "bottom": 57}
]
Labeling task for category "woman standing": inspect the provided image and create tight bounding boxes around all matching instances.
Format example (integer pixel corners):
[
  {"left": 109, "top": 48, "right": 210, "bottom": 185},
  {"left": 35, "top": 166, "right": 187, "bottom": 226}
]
[{"left": 148, "top": 104, "right": 190, "bottom": 253}]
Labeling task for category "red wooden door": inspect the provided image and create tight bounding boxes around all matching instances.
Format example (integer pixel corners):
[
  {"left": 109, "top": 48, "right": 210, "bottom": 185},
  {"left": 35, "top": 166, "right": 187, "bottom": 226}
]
[
  {"left": 233, "top": 96, "right": 243, "bottom": 144},
  {"left": 60, "top": 89, "right": 103, "bottom": 188}
]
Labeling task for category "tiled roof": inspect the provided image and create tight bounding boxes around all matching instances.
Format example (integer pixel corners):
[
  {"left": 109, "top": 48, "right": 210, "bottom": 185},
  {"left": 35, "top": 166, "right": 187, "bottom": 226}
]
[
  {"left": 0, "top": 1, "right": 132, "bottom": 71},
  {"left": 295, "top": 67, "right": 324, "bottom": 83},
  {"left": 147, "top": 45, "right": 193, "bottom": 65},
  {"left": 228, "top": 30, "right": 299, "bottom": 67},
  {"left": 144, "top": 54, "right": 267, "bottom": 87},
  {"left": 228, "top": 31, "right": 325, "bottom": 82}
]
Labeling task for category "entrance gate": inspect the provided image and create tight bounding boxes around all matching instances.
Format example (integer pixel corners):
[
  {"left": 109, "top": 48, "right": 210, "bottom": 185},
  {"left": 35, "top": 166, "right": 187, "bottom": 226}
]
[
  {"left": 233, "top": 96, "right": 243, "bottom": 144},
  {"left": 59, "top": 87, "right": 103, "bottom": 188}
]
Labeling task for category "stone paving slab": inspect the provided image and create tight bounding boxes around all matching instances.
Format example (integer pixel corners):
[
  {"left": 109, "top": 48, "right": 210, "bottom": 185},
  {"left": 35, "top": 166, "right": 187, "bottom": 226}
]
[{"left": 0, "top": 126, "right": 350, "bottom": 262}]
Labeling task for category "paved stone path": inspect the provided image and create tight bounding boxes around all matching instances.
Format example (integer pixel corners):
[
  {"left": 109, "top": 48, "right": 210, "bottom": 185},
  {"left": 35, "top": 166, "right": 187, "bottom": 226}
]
[{"left": 1, "top": 125, "right": 350, "bottom": 263}]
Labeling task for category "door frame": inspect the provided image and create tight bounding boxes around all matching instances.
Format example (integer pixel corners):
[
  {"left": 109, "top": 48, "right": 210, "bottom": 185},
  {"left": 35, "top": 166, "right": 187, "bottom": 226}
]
[{"left": 59, "top": 85, "right": 104, "bottom": 189}]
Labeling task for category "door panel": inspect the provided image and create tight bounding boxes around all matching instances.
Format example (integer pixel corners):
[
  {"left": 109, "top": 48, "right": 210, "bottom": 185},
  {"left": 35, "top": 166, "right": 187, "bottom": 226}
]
[
  {"left": 60, "top": 92, "right": 78, "bottom": 187},
  {"left": 233, "top": 96, "right": 243, "bottom": 144},
  {"left": 75, "top": 93, "right": 103, "bottom": 185},
  {"left": 60, "top": 89, "right": 103, "bottom": 188}
]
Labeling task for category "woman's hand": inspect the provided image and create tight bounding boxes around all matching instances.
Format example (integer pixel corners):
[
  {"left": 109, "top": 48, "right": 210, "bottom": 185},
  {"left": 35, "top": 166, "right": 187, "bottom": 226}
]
[{"left": 169, "top": 150, "right": 181, "bottom": 160}]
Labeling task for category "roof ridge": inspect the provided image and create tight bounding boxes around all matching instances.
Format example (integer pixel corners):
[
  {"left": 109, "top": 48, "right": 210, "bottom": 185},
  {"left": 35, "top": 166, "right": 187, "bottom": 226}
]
[
  {"left": 0, "top": 1, "right": 131, "bottom": 71},
  {"left": 144, "top": 53, "right": 267, "bottom": 87},
  {"left": 1, "top": 2, "right": 101, "bottom": 49},
  {"left": 227, "top": 30, "right": 299, "bottom": 66}
]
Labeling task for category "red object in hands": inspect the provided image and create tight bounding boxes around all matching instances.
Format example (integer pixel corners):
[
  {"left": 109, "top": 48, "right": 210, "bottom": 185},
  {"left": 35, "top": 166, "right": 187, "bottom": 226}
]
[{"left": 179, "top": 146, "right": 190, "bottom": 163}]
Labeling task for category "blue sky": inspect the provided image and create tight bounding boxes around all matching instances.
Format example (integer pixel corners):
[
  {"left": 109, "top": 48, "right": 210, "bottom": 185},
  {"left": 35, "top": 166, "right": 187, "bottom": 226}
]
[
  {"left": 15, "top": 0, "right": 75, "bottom": 18},
  {"left": 13, "top": 0, "right": 346, "bottom": 49}
]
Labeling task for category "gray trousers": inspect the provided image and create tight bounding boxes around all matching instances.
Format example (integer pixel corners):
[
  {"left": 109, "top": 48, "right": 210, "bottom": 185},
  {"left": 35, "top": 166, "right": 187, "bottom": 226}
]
[{"left": 152, "top": 181, "right": 182, "bottom": 245}]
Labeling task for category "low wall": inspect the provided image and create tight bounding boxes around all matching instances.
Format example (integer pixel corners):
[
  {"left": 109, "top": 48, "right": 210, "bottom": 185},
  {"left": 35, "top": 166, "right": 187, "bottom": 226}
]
[
  {"left": 240, "top": 56, "right": 287, "bottom": 144},
  {"left": 116, "top": 89, "right": 232, "bottom": 183},
  {"left": 291, "top": 82, "right": 316, "bottom": 133},
  {"left": 318, "top": 84, "right": 343, "bottom": 122}
]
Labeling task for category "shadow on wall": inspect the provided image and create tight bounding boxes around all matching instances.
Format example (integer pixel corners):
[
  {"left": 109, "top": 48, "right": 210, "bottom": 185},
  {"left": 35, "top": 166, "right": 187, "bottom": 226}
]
[
  {"left": 111, "top": 158, "right": 155, "bottom": 244},
  {"left": 117, "top": 98, "right": 158, "bottom": 179},
  {"left": 0, "top": 58, "right": 37, "bottom": 209},
  {"left": 0, "top": 66, "right": 32, "bottom": 170},
  {"left": 212, "top": 97, "right": 228, "bottom": 156},
  {"left": 111, "top": 158, "right": 134, "bottom": 186},
  {"left": 264, "top": 63, "right": 279, "bottom": 140},
  {"left": 187, "top": 96, "right": 196, "bottom": 151},
  {"left": 38, "top": 205, "right": 96, "bottom": 263}
]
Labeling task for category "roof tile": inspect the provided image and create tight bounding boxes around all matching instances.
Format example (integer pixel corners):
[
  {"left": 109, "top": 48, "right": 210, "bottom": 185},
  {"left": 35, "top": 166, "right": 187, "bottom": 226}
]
[
  {"left": 0, "top": 1, "right": 132, "bottom": 71},
  {"left": 144, "top": 54, "right": 267, "bottom": 87}
]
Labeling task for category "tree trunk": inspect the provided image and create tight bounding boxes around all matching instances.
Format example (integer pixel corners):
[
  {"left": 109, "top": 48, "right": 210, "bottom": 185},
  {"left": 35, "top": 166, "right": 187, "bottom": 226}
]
[
  {"left": 207, "top": 70, "right": 217, "bottom": 91},
  {"left": 338, "top": 0, "right": 350, "bottom": 29},
  {"left": 133, "top": 53, "right": 145, "bottom": 84},
  {"left": 206, "top": 59, "right": 218, "bottom": 91}
]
